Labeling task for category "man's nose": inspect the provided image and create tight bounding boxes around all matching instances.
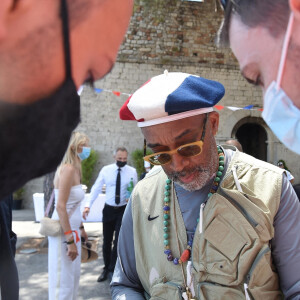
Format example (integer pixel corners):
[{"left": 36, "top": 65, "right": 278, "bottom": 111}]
[{"left": 169, "top": 153, "right": 189, "bottom": 172}]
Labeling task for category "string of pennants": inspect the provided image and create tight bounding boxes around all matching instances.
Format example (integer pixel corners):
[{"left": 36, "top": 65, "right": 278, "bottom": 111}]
[
  {"left": 78, "top": 86, "right": 263, "bottom": 112},
  {"left": 214, "top": 105, "right": 263, "bottom": 112}
]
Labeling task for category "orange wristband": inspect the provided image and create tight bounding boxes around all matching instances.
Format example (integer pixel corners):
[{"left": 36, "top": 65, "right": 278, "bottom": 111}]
[
  {"left": 64, "top": 230, "right": 80, "bottom": 243},
  {"left": 64, "top": 230, "right": 72, "bottom": 235}
]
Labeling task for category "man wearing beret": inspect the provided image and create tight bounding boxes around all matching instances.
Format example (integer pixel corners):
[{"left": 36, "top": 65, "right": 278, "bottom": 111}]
[{"left": 111, "top": 72, "right": 300, "bottom": 299}]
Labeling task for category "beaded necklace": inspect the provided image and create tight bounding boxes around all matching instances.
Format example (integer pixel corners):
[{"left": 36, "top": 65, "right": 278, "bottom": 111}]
[{"left": 163, "top": 146, "right": 225, "bottom": 265}]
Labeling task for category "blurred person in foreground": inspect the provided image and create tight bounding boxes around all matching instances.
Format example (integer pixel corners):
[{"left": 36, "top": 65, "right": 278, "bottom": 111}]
[
  {"left": 0, "top": 0, "right": 133, "bottom": 199},
  {"left": 0, "top": 195, "right": 18, "bottom": 300},
  {"left": 48, "top": 132, "right": 90, "bottom": 299},
  {"left": 0, "top": 1, "right": 132, "bottom": 298},
  {"left": 217, "top": 0, "right": 300, "bottom": 155},
  {"left": 111, "top": 72, "right": 300, "bottom": 299}
]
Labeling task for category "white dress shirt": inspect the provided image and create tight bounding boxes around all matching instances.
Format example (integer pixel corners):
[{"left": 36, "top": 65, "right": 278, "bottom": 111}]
[{"left": 86, "top": 163, "right": 137, "bottom": 208}]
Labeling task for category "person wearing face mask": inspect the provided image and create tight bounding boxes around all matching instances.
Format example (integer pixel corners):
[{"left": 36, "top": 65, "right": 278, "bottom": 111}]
[
  {"left": 0, "top": 2, "right": 133, "bottom": 297},
  {"left": 0, "top": 195, "right": 18, "bottom": 300},
  {"left": 83, "top": 147, "right": 137, "bottom": 283},
  {"left": 0, "top": 0, "right": 133, "bottom": 200},
  {"left": 217, "top": 0, "right": 300, "bottom": 155},
  {"left": 48, "top": 131, "right": 90, "bottom": 300}
]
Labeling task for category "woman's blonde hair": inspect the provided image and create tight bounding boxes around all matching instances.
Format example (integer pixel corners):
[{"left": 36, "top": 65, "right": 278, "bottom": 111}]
[{"left": 55, "top": 131, "right": 90, "bottom": 180}]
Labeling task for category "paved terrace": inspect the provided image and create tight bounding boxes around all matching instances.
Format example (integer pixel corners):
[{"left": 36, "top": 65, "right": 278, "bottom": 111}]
[{"left": 11, "top": 209, "right": 111, "bottom": 300}]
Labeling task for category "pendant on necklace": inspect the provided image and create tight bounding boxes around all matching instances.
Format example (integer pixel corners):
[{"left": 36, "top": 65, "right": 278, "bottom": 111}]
[{"left": 182, "top": 287, "right": 196, "bottom": 300}]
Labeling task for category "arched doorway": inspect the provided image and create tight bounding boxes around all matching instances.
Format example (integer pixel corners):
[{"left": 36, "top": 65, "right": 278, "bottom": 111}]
[{"left": 232, "top": 117, "right": 268, "bottom": 161}]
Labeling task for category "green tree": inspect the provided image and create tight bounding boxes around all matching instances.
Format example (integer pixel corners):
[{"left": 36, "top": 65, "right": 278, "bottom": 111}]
[
  {"left": 82, "top": 150, "right": 99, "bottom": 192},
  {"left": 131, "top": 149, "right": 153, "bottom": 178}
]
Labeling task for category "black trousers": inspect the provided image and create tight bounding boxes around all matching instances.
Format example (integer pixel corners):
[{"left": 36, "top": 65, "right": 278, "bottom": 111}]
[
  {"left": 102, "top": 204, "right": 126, "bottom": 272},
  {"left": 0, "top": 195, "right": 19, "bottom": 300}
]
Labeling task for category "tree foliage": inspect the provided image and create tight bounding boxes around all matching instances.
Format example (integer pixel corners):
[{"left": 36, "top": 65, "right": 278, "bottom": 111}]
[
  {"left": 131, "top": 148, "right": 153, "bottom": 178},
  {"left": 82, "top": 150, "right": 99, "bottom": 192}
]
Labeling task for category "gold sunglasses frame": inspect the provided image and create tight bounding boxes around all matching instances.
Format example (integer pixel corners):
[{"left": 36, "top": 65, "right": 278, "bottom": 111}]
[
  {"left": 144, "top": 140, "right": 204, "bottom": 166},
  {"left": 144, "top": 114, "right": 208, "bottom": 166}
]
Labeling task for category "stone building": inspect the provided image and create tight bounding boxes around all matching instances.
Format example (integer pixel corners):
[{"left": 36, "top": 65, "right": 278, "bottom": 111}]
[{"left": 24, "top": 0, "right": 299, "bottom": 208}]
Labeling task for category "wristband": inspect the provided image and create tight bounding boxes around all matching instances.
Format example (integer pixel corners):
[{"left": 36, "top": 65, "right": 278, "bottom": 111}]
[
  {"left": 64, "top": 230, "right": 72, "bottom": 235},
  {"left": 64, "top": 230, "right": 80, "bottom": 243}
]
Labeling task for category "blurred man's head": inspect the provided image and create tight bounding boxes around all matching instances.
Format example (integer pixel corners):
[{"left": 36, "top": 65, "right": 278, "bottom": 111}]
[
  {"left": 0, "top": 0, "right": 133, "bottom": 104},
  {"left": 0, "top": 0, "right": 133, "bottom": 199},
  {"left": 217, "top": 0, "right": 300, "bottom": 155}
]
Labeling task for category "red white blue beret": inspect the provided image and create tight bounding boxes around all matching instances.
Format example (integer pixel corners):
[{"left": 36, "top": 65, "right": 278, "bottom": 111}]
[{"left": 119, "top": 71, "right": 225, "bottom": 128}]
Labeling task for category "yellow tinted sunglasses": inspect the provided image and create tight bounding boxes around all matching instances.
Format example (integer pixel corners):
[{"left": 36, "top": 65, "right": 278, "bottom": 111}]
[{"left": 144, "top": 114, "right": 208, "bottom": 166}]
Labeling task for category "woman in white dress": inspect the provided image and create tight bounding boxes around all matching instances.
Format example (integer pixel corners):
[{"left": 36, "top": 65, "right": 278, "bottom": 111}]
[{"left": 48, "top": 132, "right": 90, "bottom": 300}]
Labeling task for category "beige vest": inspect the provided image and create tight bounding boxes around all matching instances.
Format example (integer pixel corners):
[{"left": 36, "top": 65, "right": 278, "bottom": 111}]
[{"left": 131, "top": 150, "right": 284, "bottom": 300}]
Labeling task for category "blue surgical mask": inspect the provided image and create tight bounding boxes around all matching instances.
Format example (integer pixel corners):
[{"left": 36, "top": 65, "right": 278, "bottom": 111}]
[
  {"left": 78, "top": 147, "right": 91, "bottom": 161},
  {"left": 262, "top": 13, "right": 300, "bottom": 155}
]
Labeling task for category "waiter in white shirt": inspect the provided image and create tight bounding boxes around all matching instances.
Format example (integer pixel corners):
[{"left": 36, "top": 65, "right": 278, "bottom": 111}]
[{"left": 82, "top": 147, "right": 137, "bottom": 282}]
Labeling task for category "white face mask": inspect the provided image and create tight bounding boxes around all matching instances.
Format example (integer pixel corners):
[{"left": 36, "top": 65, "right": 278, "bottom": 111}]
[{"left": 262, "top": 13, "right": 300, "bottom": 155}]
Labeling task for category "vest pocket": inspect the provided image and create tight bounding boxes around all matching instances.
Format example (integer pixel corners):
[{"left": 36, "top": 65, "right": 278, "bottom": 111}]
[
  {"left": 198, "top": 282, "right": 245, "bottom": 299},
  {"left": 245, "top": 245, "right": 283, "bottom": 299},
  {"left": 203, "top": 214, "right": 246, "bottom": 278},
  {"left": 150, "top": 281, "right": 183, "bottom": 300}
]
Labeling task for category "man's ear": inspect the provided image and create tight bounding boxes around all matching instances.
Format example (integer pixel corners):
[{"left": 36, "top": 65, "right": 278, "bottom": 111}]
[{"left": 209, "top": 112, "right": 219, "bottom": 136}]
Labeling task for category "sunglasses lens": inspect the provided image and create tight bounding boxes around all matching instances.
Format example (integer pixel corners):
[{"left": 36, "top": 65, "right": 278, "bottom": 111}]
[
  {"left": 148, "top": 153, "right": 172, "bottom": 165},
  {"left": 178, "top": 144, "right": 202, "bottom": 157}
]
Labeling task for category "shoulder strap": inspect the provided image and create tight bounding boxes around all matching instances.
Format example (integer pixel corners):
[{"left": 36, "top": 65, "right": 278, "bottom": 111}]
[
  {"left": 60, "top": 0, "right": 72, "bottom": 79},
  {"left": 44, "top": 190, "right": 55, "bottom": 217}
]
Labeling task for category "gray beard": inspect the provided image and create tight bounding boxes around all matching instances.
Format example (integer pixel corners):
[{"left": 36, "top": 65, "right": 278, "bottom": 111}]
[{"left": 167, "top": 167, "right": 213, "bottom": 192}]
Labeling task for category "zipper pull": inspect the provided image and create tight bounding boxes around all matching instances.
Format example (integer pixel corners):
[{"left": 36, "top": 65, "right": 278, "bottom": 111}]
[
  {"left": 244, "top": 283, "right": 251, "bottom": 300},
  {"left": 232, "top": 165, "right": 243, "bottom": 193},
  {"left": 199, "top": 203, "right": 206, "bottom": 234}
]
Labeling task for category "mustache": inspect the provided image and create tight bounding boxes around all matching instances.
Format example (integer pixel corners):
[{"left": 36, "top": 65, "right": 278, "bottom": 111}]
[{"left": 169, "top": 166, "right": 209, "bottom": 181}]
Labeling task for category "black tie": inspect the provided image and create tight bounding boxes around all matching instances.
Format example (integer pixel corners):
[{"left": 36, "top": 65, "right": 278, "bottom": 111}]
[{"left": 115, "top": 168, "right": 121, "bottom": 205}]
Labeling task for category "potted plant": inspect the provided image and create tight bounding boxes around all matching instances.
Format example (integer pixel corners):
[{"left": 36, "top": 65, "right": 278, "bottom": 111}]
[{"left": 13, "top": 186, "right": 25, "bottom": 210}]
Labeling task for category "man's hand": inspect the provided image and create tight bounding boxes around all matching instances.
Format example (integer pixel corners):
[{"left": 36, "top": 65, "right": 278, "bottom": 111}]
[{"left": 82, "top": 207, "right": 90, "bottom": 220}]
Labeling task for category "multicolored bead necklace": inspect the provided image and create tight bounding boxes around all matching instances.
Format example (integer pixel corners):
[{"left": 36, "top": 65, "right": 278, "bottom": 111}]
[{"left": 163, "top": 146, "right": 225, "bottom": 265}]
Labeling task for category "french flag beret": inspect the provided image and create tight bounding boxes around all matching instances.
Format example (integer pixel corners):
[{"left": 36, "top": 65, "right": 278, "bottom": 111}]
[{"left": 119, "top": 71, "right": 225, "bottom": 128}]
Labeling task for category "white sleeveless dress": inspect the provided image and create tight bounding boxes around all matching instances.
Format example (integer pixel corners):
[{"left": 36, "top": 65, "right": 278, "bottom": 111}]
[{"left": 48, "top": 185, "right": 85, "bottom": 300}]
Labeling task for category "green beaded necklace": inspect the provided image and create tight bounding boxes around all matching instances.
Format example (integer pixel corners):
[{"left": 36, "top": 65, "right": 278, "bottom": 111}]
[{"left": 163, "top": 145, "right": 225, "bottom": 265}]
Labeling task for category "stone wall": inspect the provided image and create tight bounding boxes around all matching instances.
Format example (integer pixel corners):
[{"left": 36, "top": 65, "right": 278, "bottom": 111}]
[{"left": 23, "top": 0, "right": 300, "bottom": 209}]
